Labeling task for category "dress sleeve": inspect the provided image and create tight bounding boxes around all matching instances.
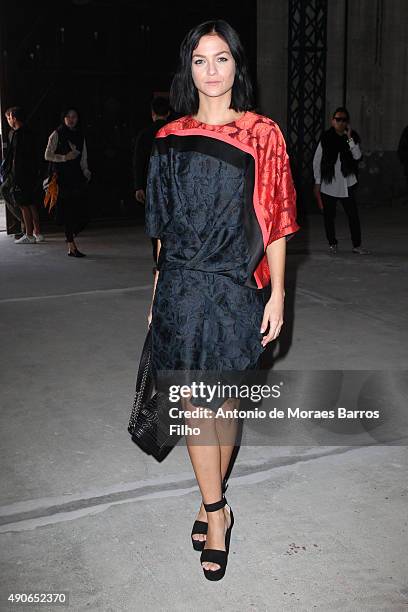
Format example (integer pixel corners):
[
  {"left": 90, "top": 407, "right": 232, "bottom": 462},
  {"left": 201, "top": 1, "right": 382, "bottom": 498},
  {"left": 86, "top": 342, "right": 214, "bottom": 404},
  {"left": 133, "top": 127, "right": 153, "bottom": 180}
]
[
  {"left": 258, "top": 124, "right": 300, "bottom": 246},
  {"left": 145, "top": 139, "right": 170, "bottom": 238}
]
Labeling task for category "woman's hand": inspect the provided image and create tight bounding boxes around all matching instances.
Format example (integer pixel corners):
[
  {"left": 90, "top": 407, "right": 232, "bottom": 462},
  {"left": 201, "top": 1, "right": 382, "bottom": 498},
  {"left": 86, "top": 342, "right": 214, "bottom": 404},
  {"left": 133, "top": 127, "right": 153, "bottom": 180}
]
[
  {"left": 260, "top": 289, "right": 285, "bottom": 347},
  {"left": 135, "top": 189, "right": 146, "bottom": 204},
  {"left": 65, "top": 143, "right": 80, "bottom": 161}
]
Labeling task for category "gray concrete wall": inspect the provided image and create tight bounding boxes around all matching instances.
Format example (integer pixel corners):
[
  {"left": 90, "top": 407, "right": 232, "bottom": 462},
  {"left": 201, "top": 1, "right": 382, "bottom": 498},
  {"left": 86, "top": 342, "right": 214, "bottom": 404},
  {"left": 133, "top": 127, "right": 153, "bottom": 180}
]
[
  {"left": 346, "top": 0, "right": 408, "bottom": 152},
  {"left": 257, "top": 0, "right": 289, "bottom": 131},
  {"left": 325, "top": 0, "right": 346, "bottom": 118},
  {"left": 346, "top": 0, "right": 408, "bottom": 201},
  {"left": 257, "top": 0, "right": 408, "bottom": 202}
]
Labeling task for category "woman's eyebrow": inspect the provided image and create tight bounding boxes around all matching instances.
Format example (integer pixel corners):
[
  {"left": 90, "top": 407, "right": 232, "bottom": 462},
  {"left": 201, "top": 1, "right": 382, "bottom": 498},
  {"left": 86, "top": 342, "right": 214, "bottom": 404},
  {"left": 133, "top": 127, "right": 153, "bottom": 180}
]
[{"left": 192, "top": 50, "right": 231, "bottom": 58}]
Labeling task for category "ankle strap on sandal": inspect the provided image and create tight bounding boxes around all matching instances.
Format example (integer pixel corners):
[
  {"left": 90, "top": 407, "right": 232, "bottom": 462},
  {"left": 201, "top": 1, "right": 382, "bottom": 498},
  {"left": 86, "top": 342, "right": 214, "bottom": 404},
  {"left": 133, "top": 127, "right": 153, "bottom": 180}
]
[{"left": 203, "top": 496, "right": 226, "bottom": 512}]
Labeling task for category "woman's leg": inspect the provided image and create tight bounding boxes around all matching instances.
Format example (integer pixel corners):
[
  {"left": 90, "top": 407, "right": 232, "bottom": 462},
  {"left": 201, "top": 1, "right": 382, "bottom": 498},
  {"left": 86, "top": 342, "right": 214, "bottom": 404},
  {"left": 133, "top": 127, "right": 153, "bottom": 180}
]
[
  {"left": 215, "top": 398, "right": 239, "bottom": 452},
  {"left": 62, "top": 190, "right": 79, "bottom": 252},
  {"left": 29, "top": 205, "right": 41, "bottom": 236},
  {"left": 71, "top": 187, "right": 88, "bottom": 239},
  {"left": 19, "top": 206, "right": 34, "bottom": 236},
  {"left": 64, "top": 219, "right": 76, "bottom": 252},
  {"left": 189, "top": 400, "right": 238, "bottom": 538},
  {"left": 184, "top": 399, "right": 237, "bottom": 572},
  {"left": 341, "top": 188, "right": 362, "bottom": 248},
  {"left": 321, "top": 192, "right": 338, "bottom": 246}
]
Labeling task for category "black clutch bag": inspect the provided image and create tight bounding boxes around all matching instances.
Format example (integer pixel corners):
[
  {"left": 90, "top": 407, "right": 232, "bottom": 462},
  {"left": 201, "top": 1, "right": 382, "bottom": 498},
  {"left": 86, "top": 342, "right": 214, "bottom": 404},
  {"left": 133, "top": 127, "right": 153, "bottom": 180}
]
[{"left": 128, "top": 325, "right": 182, "bottom": 462}]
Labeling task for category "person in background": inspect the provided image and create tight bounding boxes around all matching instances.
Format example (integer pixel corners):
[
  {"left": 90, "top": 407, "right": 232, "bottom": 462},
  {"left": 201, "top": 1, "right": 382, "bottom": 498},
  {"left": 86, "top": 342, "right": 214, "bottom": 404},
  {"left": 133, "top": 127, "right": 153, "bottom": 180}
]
[
  {"left": 133, "top": 97, "right": 170, "bottom": 269},
  {"left": 45, "top": 108, "right": 91, "bottom": 257},
  {"left": 397, "top": 125, "right": 408, "bottom": 195},
  {"left": 2, "top": 106, "right": 43, "bottom": 243},
  {"left": 313, "top": 106, "right": 370, "bottom": 255}
]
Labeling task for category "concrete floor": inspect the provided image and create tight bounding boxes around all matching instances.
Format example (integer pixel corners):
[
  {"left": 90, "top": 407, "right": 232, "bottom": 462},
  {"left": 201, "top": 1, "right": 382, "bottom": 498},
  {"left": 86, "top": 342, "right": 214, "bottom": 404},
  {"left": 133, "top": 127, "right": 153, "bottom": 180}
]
[{"left": 0, "top": 203, "right": 407, "bottom": 611}]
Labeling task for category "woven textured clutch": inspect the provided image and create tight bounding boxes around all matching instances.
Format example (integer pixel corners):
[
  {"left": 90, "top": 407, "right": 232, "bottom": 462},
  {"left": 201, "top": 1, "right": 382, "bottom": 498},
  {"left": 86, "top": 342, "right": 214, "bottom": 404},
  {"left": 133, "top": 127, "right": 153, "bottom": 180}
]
[{"left": 128, "top": 325, "right": 182, "bottom": 462}]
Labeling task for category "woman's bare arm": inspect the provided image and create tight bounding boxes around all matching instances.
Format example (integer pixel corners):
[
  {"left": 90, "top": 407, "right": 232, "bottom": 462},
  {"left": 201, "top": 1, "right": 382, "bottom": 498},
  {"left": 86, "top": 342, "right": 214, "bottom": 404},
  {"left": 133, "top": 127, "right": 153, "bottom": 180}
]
[
  {"left": 147, "top": 239, "right": 161, "bottom": 326},
  {"left": 260, "top": 236, "right": 286, "bottom": 347}
]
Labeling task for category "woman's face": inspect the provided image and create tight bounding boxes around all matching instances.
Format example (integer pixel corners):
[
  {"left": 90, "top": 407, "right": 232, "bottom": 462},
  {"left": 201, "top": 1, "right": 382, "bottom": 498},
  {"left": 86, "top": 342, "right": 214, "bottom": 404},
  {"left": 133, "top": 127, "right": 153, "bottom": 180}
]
[
  {"left": 191, "top": 33, "right": 236, "bottom": 101},
  {"left": 64, "top": 110, "right": 79, "bottom": 129}
]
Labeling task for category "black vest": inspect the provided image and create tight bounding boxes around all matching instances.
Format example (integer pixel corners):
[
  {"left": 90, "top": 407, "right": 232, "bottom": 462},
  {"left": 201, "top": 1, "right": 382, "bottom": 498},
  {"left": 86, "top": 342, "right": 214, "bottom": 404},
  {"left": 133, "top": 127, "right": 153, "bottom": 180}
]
[
  {"left": 51, "top": 125, "right": 85, "bottom": 188},
  {"left": 320, "top": 127, "right": 360, "bottom": 184}
]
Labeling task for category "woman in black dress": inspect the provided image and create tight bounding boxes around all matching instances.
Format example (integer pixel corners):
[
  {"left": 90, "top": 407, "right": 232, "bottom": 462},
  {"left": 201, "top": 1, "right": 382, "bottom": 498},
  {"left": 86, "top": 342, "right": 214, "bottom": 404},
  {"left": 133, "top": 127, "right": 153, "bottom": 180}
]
[
  {"left": 145, "top": 20, "right": 300, "bottom": 581},
  {"left": 45, "top": 108, "right": 91, "bottom": 257}
]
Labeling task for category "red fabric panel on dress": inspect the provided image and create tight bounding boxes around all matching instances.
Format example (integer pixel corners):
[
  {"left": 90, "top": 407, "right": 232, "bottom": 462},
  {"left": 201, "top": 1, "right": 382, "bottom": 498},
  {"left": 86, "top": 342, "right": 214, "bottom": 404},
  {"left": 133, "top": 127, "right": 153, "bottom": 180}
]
[{"left": 155, "top": 112, "right": 300, "bottom": 288}]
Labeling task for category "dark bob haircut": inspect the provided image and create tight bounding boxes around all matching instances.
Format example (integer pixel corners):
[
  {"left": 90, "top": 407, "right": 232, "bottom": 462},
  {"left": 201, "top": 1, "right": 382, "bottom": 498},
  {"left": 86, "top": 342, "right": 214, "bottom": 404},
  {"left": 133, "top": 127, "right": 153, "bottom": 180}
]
[{"left": 170, "top": 19, "right": 254, "bottom": 115}]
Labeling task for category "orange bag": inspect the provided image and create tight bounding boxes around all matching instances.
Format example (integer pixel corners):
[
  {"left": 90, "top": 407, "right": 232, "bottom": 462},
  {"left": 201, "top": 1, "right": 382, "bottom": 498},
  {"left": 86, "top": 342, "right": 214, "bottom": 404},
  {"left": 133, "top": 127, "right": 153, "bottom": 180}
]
[{"left": 43, "top": 173, "right": 59, "bottom": 212}]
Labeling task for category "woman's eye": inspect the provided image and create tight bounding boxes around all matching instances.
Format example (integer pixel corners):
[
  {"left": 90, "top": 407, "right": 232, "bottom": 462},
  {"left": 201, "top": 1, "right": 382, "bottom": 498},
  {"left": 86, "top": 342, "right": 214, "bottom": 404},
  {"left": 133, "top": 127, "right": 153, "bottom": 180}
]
[
  {"left": 217, "top": 57, "right": 228, "bottom": 62},
  {"left": 193, "top": 59, "right": 204, "bottom": 65}
]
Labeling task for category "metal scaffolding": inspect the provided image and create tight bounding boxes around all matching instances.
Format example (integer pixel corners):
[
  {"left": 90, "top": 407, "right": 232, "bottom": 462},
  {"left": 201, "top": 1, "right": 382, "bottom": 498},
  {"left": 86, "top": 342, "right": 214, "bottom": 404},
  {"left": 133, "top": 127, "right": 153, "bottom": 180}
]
[{"left": 287, "top": 0, "right": 328, "bottom": 199}]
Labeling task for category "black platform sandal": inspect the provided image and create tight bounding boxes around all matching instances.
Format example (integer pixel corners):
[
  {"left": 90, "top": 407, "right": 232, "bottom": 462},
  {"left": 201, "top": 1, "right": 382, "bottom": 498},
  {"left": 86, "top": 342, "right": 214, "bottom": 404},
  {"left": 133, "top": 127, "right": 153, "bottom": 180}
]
[
  {"left": 200, "top": 495, "right": 234, "bottom": 581},
  {"left": 191, "top": 479, "right": 228, "bottom": 551}
]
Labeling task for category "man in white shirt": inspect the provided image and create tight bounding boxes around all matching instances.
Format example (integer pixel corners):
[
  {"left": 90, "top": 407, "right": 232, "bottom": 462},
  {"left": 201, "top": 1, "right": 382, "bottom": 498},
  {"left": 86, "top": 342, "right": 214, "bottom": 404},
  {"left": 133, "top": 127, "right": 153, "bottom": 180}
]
[{"left": 313, "top": 107, "right": 370, "bottom": 255}]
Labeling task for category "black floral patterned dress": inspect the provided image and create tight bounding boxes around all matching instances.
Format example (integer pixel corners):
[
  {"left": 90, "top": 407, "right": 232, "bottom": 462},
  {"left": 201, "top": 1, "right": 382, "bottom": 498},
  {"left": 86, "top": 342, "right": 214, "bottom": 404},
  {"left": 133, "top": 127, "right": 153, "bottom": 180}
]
[{"left": 145, "top": 112, "right": 300, "bottom": 408}]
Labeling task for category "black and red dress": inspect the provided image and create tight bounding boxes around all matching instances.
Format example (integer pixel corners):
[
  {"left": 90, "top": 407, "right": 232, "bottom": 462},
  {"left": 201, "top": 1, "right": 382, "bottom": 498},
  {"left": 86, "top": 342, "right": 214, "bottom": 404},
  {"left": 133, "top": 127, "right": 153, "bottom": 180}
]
[{"left": 145, "top": 111, "right": 300, "bottom": 392}]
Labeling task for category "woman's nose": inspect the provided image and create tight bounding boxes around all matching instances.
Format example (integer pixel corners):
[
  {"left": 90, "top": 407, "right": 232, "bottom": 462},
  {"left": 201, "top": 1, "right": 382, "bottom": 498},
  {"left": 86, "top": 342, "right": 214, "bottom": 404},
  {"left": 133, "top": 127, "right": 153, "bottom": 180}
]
[{"left": 206, "top": 61, "right": 217, "bottom": 75}]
